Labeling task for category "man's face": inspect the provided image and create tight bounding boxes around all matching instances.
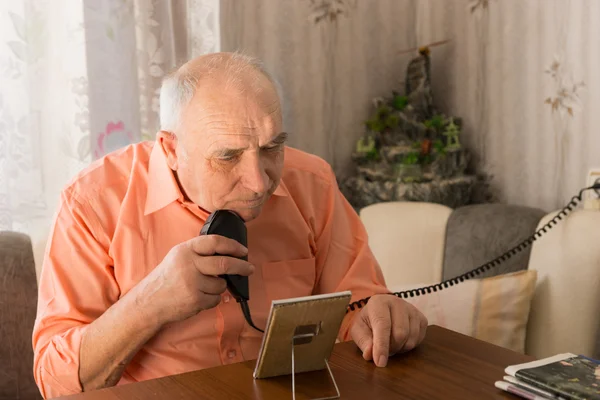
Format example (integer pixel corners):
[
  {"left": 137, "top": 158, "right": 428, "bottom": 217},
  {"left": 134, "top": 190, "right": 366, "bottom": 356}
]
[{"left": 161, "top": 76, "right": 285, "bottom": 222}]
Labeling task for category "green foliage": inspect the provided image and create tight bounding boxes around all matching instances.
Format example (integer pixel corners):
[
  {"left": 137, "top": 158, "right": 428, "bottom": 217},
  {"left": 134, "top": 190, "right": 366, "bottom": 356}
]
[
  {"left": 402, "top": 152, "right": 420, "bottom": 165},
  {"left": 365, "top": 147, "right": 380, "bottom": 161},
  {"left": 385, "top": 114, "right": 399, "bottom": 129},
  {"left": 365, "top": 105, "right": 399, "bottom": 132},
  {"left": 423, "top": 114, "right": 446, "bottom": 131},
  {"left": 421, "top": 154, "right": 433, "bottom": 165},
  {"left": 392, "top": 95, "right": 409, "bottom": 111},
  {"left": 433, "top": 139, "right": 446, "bottom": 154},
  {"left": 376, "top": 105, "right": 392, "bottom": 119},
  {"left": 365, "top": 118, "right": 384, "bottom": 132}
]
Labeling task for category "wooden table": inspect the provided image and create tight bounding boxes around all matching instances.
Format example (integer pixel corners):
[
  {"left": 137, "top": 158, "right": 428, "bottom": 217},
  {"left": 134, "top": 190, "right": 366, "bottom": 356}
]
[{"left": 58, "top": 326, "right": 534, "bottom": 399}]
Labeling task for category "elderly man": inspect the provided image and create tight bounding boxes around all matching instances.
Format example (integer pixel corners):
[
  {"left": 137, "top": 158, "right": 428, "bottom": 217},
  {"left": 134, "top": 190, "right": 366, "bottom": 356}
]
[{"left": 32, "top": 52, "right": 427, "bottom": 398}]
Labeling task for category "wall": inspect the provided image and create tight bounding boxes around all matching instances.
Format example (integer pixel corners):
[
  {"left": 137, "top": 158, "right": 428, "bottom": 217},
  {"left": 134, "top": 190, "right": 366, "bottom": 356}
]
[
  {"left": 220, "top": 0, "right": 418, "bottom": 178},
  {"left": 417, "top": 0, "right": 600, "bottom": 211},
  {"left": 221, "top": 0, "right": 600, "bottom": 212}
]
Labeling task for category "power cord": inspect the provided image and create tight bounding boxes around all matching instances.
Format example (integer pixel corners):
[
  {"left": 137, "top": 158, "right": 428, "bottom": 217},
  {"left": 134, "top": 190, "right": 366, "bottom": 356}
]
[
  {"left": 240, "top": 300, "right": 264, "bottom": 333},
  {"left": 346, "top": 183, "right": 600, "bottom": 312}
]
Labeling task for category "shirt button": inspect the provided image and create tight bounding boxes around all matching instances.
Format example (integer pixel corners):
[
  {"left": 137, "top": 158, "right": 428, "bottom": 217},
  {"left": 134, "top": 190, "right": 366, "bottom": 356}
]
[
  {"left": 223, "top": 295, "right": 230, "bottom": 303},
  {"left": 227, "top": 350, "right": 236, "bottom": 359}
]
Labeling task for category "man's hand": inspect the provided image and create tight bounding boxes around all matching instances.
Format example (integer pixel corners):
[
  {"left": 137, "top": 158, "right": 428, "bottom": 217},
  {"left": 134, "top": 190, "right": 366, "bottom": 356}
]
[
  {"left": 350, "top": 294, "right": 427, "bottom": 367},
  {"left": 136, "top": 234, "right": 255, "bottom": 326},
  {"left": 79, "top": 234, "right": 253, "bottom": 392}
]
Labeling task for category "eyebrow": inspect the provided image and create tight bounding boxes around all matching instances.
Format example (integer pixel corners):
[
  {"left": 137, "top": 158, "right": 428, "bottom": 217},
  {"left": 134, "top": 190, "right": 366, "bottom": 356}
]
[
  {"left": 211, "top": 132, "right": 289, "bottom": 159},
  {"left": 261, "top": 132, "right": 288, "bottom": 149}
]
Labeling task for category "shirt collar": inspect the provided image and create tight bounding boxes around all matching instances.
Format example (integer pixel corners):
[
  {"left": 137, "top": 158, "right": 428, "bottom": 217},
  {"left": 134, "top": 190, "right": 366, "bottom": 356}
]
[{"left": 144, "top": 141, "right": 288, "bottom": 216}]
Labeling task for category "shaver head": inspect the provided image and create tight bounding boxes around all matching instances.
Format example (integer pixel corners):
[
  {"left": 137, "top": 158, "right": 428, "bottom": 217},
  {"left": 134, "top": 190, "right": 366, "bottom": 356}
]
[{"left": 199, "top": 210, "right": 249, "bottom": 301}]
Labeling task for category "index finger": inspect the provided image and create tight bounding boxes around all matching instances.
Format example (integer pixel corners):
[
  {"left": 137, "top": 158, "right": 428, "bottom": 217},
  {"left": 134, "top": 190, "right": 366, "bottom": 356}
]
[
  {"left": 187, "top": 234, "right": 248, "bottom": 258},
  {"left": 368, "top": 303, "right": 392, "bottom": 367},
  {"left": 197, "top": 256, "right": 254, "bottom": 277},
  {"left": 349, "top": 313, "right": 374, "bottom": 361}
]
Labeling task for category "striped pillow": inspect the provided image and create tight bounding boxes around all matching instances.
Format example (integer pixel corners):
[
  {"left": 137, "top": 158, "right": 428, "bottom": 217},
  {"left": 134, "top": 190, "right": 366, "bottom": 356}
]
[{"left": 389, "top": 270, "right": 537, "bottom": 353}]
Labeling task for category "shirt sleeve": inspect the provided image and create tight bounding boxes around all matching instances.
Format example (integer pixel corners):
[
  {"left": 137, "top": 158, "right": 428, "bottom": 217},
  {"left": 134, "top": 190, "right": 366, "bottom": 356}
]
[
  {"left": 32, "top": 189, "right": 119, "bottom": 399},
  {"left": 311, "top": 166, "right": 390, "bottom": 342}
]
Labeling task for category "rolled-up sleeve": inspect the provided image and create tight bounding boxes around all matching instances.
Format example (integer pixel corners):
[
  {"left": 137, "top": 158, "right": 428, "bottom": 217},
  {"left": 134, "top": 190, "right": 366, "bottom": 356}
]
[
  {"left": 311, "top": 166, "right": 389, "bottom": 341},
  {"left": 32, "top": 189, "right": 118, "bottom": 399}
]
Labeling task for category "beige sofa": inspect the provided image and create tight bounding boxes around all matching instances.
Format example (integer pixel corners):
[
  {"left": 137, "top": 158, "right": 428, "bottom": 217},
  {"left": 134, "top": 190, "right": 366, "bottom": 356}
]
[{"left": 359, "top": 201, "right": 600, "bottom": 359}]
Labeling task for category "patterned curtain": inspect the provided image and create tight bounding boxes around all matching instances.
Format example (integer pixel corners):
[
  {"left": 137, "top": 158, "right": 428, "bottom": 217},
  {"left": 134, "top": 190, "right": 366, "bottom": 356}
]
[{"left": 0, "top": 0, "right": 219, "bottom": 237}]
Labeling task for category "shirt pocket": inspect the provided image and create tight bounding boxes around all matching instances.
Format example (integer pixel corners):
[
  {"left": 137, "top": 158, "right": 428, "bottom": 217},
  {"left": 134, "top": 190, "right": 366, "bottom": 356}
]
[{"left": 261, "top": 257, "right": 316, "bottom": 302}]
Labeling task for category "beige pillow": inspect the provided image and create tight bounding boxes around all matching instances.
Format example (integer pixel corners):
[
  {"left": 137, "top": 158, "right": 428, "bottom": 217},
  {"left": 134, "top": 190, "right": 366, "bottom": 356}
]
[{"left": 388, "top": 270, "right": 537, "bottom": 353}]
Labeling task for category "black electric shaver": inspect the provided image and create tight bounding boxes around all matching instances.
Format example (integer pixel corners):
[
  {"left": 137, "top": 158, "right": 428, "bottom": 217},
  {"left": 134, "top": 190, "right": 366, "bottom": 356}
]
[{"left": 199, "top": 210, "right": 249, "bottom": 302}]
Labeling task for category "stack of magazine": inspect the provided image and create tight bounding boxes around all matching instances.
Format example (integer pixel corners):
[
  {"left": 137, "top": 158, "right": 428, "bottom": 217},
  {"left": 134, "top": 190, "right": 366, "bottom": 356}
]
[{"left": 496, "top": 353, "right": 600, "bottom": 400}]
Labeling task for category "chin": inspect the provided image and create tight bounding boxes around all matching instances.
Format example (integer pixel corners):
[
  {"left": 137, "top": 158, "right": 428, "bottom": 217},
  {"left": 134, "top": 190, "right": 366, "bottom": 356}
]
[
  {"left": 235, "top": 206, "right": 264, "bottom": 222},
  {"left": 225, "top": 193, "right": 272, "bottom": 221}
]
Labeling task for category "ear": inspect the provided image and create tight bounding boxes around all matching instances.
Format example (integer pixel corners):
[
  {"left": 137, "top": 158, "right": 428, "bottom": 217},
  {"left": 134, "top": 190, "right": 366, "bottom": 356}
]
[{"left": 157, "top": 131, "right": 179, "bottom": 170}]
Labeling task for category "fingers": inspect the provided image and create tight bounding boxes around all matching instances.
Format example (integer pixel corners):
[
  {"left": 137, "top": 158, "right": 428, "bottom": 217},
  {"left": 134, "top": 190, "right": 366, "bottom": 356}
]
[
  {"left": 368, "top": 303, "right": 392, "bottom": 367},
  {"left": 417, "top": 311, "right": 428, "bottom": 345},
  {"left": 350, "top": 313, "right": 374, "bottom": 361},
  {"left": 401, "top": 312, "right": 420, "bottom": 353},
  {"left": 198, "top": 275, "right": 228, "bottom": 295},
  {"left": 389, "top": 302, "right": 427, "bottom": 355},
  {"left": 187, "top": 235, "right": 254, "bottom": 276},
  {"left": 389, "top": 302, "right": 410, "bottom": 355},
  {"left": 352, "top": 296, "right": 428, "bottom": 369},
  {"left": 199, "top": 292, "right": 222, "bottom": 310},
  {"left": 194, "top": 256, "right": 255, "bottom": 277},
  {"left": 188, "top": 235, "right": 248, "bottom": 258}
]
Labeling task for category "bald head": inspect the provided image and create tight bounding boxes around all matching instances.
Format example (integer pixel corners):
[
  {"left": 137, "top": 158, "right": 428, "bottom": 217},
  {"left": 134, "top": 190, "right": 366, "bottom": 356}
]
[{"left": 159, "top": 52, "right": 283, "bottom": 133}]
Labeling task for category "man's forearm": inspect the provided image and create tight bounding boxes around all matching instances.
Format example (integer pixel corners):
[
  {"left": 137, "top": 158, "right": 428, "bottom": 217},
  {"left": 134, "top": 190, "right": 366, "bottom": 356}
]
[{"left": 79, "top": 286, "right": 163, "bottom": 391}]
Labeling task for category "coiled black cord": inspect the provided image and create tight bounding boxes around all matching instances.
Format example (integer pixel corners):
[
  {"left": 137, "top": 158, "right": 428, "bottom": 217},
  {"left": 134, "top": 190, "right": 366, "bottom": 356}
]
[{"left": 346, "top": 184, "right": 600, "bottom": 313}]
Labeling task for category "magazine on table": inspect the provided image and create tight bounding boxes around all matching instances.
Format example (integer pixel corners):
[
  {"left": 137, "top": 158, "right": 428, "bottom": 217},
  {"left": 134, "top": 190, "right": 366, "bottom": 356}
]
[{"left": 495, "top": 353, "right": 600, "bottom": 400}]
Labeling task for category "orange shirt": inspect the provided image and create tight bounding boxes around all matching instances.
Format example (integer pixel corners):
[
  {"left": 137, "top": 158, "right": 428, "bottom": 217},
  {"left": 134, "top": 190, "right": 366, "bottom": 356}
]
[{"left": 32, "top": 141, "right": 388, "bottom": 399}]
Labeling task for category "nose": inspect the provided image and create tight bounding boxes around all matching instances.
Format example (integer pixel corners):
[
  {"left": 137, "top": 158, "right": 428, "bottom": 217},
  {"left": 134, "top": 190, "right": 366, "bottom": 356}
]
[{"left": 240, "top": 153, "right": 269, "bottom": 195}]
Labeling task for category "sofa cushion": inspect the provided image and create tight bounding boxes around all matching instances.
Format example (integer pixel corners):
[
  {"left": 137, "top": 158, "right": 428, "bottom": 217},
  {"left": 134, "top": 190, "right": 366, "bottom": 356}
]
[
  {"left": 442, "top": 204, "right": 546, "bottom": 280},
  {"left": 0, "top": 231, "right": 42, "bottom": 399}
]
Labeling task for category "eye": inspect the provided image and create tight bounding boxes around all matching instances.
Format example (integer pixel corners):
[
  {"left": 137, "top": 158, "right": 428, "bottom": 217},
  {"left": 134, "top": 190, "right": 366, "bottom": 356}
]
[
  {"left": 261, "top": 133, "right": 288, "bottom": 152},
  {"left": 262, "top": 139, "right": 287, "bottom": 152},
  {"left": 218, "top": 154, "right": 241, "bottom": 162},
  {"left": 262, "top": 143, "right": 284, "bottom": 152},
  {"left": 214, "top": 151, "right": 243, "bottom": 163}
]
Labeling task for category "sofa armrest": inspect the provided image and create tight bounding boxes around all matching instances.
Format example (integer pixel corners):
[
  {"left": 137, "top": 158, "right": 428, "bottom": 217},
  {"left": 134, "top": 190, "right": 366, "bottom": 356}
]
[
  {"left": 359, "top": 202, "right": 451, "bottom": 286},
  {"left": 526, "top": 209, "right": 600, "bottom": 358}
]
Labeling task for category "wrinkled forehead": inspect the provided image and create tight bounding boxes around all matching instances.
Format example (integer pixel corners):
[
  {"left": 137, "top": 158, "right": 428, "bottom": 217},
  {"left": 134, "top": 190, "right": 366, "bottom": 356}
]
[{"left": 181, "top": 76, "right": 282, "bottom": 145}]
